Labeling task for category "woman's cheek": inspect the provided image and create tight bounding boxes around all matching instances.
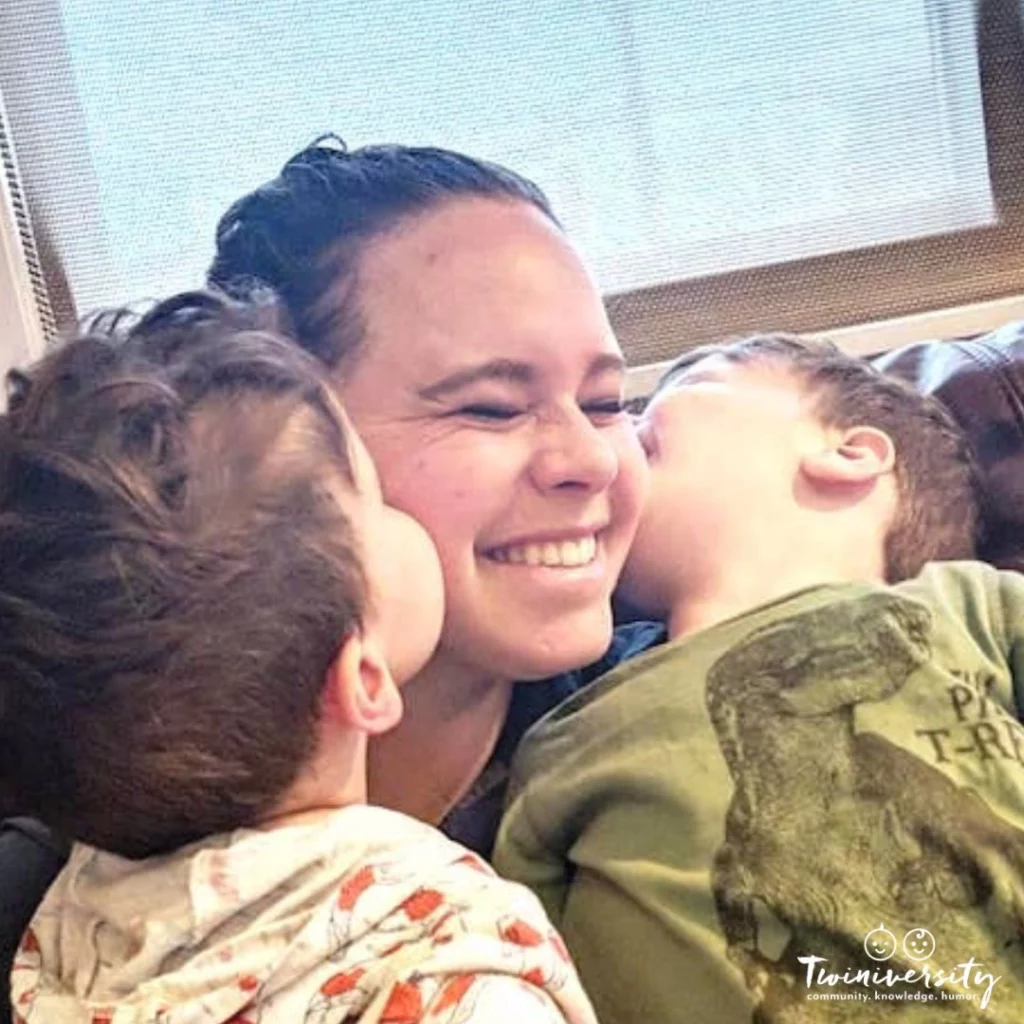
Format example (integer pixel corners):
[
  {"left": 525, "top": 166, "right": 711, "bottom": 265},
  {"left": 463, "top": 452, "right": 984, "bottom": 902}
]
[{"left": 380, "top": 452, "right": 494, "bottom": 559}]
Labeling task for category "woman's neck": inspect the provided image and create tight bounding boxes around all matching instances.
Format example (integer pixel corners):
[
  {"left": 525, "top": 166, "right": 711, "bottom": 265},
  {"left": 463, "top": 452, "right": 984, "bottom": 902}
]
[{"left": 367, "top": 652, "right": 514, "bottom": 826}]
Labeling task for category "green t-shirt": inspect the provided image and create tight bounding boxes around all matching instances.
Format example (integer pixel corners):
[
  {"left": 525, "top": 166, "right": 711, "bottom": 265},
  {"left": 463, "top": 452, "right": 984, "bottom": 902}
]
[{"left": 494, "top": 562, "right": 1024, "bottom": 1022}]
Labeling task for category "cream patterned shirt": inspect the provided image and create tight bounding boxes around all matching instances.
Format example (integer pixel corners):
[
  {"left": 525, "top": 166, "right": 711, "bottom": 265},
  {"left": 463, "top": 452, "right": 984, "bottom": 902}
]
[{"left": 12, "top": 806, "right": 596, "bottom": 1024}]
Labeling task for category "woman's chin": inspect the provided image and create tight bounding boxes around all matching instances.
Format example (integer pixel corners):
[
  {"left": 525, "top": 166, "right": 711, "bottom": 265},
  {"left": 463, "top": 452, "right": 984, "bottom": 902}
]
[{"left": 453, "top": 604, "right": 615, "bottom": 682}]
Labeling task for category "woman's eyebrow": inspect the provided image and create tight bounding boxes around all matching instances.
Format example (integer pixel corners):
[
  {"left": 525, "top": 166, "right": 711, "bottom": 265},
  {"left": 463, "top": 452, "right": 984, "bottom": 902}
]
[
  {"left": 417, "top": 353, "right": 627, "bottom": 402},
  {"left": 416, "top": 359, "right": 535, "bottom": 401}
]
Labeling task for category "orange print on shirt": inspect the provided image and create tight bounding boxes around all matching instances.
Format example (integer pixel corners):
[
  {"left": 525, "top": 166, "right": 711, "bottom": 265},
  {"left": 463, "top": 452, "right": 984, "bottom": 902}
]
[
  {"left": 455, "top": 853, "right": 489, "bottom": 875},
  {"left": 523, "top": 967, "right": 547, "bottom": 988},
  {"left": 401, "top": 888, "right": 445, "bottom": 921},
  {"left": 435, "top": 974, "right": 476, "bottom": 1013},
  {"left": 338, "top": 865, "right": 378, "bottom": 910},
  {"left": 380, "top": 980, "right": 424, "bottom": 1023},
  {"left": 500, "top": 918, "right": 544, "bottom": 947},
  {"left": 321, "top": 967, "right": 367, "bottom": 997}
]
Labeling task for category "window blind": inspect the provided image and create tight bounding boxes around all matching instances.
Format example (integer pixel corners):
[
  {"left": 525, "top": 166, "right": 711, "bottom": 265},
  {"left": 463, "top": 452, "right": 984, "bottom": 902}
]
[{"left": 0, "top": 0, "right": 998, "bottom": 344}]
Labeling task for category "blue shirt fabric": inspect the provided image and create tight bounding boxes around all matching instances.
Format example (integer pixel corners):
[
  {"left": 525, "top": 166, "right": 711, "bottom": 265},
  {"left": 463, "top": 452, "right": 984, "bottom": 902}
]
[{"left": 440, "top": 620, "right": 667, "bottom": 858}]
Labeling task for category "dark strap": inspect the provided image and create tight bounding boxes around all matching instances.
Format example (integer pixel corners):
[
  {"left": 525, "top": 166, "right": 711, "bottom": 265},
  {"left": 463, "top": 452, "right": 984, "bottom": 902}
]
[{"left": 0, "top": 819, "right": 68, "bottom": 1024}]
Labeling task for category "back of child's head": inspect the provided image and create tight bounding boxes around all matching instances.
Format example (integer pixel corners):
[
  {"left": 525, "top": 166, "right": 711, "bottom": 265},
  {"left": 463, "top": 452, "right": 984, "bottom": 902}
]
[
  {"left": 658, "top": 333, "right": 980, "bottom": 581},
  {"left": 0, "top": 291, "right": 367, "bottom": 858}
]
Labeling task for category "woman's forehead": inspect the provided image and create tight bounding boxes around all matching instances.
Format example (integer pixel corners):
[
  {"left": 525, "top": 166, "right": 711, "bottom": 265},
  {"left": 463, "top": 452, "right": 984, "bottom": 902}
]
[{"left": 352, "top": 197, "right": 617, "bottom": 359}]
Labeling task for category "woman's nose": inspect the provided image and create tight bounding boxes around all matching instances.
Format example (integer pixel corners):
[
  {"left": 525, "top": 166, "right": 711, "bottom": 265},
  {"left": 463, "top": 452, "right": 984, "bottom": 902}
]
[{"left": 529, "top": 409, "right": 619, "bottom": 493}]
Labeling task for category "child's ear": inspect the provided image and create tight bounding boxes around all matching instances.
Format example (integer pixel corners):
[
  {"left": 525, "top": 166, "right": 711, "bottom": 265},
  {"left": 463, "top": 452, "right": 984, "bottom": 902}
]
[
  {"left": 323, "top": 631, "right": 403, "bottom": 737},
  {"left": 802, "top": 426, "right": 895, "bottom": 486}
]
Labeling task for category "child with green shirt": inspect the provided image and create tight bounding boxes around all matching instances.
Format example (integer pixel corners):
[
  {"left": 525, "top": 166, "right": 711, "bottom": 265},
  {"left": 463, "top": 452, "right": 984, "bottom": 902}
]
[{"left": 496, "top": 334, "right": 1024, "bottom": 1022}]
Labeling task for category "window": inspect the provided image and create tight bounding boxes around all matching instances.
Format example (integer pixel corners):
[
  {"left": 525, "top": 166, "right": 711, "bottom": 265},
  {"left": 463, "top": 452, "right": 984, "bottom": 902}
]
[
  {"left": 1, "top": 0, "right": 1022, "bottom": 370},
  {"left": 0, "top": 96, "right": 49, "bottom": 393}
]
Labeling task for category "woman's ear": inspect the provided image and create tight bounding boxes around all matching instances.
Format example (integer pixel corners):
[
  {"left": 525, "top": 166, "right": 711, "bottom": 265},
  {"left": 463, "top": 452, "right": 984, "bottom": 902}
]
[
  {"left": 323, "top": 631, "right": 403, "bottom": 737},
  {"left": 802, "top": 426, "right": 896, "bottom": 486}
]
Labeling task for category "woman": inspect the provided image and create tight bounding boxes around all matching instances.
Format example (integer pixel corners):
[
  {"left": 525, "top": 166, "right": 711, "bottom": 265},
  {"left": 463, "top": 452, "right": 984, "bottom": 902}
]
[{"left": 208, "top": 138, "right": 662, "bottom": 855}]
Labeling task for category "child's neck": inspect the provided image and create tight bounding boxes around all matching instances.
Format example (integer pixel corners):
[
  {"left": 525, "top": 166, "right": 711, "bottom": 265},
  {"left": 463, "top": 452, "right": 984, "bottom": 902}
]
[
  {"left": 260, "top": 728, "right": 368, "bottom": 830},
  {"left": 367, "top": 653, "right": 514, "bottom": 826},
  {"left": 666, "top": 538, "right": 886, "bottom": 641}
]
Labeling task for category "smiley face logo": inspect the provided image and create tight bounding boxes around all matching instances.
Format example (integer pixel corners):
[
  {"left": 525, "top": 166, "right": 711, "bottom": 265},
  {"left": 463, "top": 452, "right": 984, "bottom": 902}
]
[
  {"left": 902, "top": 928, "right": 936, "bottom": 962},
  {"left": 864, "top": 924, "right": 898, "bottom": 961}
]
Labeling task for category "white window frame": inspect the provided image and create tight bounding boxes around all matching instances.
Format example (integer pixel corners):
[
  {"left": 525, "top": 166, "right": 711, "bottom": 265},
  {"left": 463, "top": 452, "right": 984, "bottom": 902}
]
[{"left": 0, "top": 164, "right": 46, "bottom": 407}]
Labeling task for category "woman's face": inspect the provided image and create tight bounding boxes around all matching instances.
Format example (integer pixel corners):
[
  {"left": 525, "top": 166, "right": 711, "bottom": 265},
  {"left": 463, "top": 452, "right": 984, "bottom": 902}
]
[{"left": 338, "top": 198, "right": 647, "bottom": 682}]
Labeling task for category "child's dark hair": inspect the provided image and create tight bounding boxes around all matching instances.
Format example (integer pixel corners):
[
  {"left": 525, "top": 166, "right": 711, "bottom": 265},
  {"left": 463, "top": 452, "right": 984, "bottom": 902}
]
[
  {"left": 659, "top": 333, "right": 981, "bottom": 581},
  {"left": 207, "top": 136, "right": 556, "bottom": 371},
  {"left": 0, "top": 291, "right": 367, "bottom": 858}
]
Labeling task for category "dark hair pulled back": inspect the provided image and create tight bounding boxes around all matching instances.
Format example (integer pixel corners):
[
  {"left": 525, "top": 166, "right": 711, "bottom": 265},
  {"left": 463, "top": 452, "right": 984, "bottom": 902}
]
[{"left": 208, "top": 136, "right": 556, "bottom": 370}]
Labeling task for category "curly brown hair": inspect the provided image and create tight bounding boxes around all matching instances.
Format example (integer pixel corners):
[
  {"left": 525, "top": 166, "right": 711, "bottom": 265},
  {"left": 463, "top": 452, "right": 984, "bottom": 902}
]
[
  {"left": 0, "top": 291, "right": 367, "bottom": 857},
  {"left": 657, "top": 333, "right": 981, "bottom": 581}
]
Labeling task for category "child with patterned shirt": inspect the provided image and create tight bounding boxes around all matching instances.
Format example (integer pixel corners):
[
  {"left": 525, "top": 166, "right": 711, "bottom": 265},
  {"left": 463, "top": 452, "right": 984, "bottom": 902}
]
[
  {"left": 0, "top": 292, "right": 595, "bottom": 1024},
  {"left": 496, "top": 334, "right": 1024, "bottom": 1023}
]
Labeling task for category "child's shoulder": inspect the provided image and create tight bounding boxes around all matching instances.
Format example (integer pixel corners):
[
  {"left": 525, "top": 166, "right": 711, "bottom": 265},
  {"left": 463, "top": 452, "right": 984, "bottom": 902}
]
[{"left": 894, "top": 559, "right": 1012, "bottom": 610}]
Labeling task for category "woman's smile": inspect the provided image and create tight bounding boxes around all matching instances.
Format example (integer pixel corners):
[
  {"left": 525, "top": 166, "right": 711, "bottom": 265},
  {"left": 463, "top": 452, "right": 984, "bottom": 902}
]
[{"left": 485, "top": 533, "right": 600, "bottom": 567}]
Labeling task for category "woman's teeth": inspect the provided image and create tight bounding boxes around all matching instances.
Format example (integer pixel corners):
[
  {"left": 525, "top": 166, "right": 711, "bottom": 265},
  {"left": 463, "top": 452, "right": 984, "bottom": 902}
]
[{"left": 490, "top": 536, "right": 597, "bottom": 567}]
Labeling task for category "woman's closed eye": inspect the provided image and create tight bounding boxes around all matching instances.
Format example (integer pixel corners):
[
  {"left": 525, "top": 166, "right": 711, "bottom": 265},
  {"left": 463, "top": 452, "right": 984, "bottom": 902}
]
[
  {"left": 581, "top": 397, "right": 627, "bottom": 423},
  {"left": 451, "top": 402, "right": 526, "bottom": 422},
  {"left": 448, "top": 396, "right": 625, "bottom": 425}
]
